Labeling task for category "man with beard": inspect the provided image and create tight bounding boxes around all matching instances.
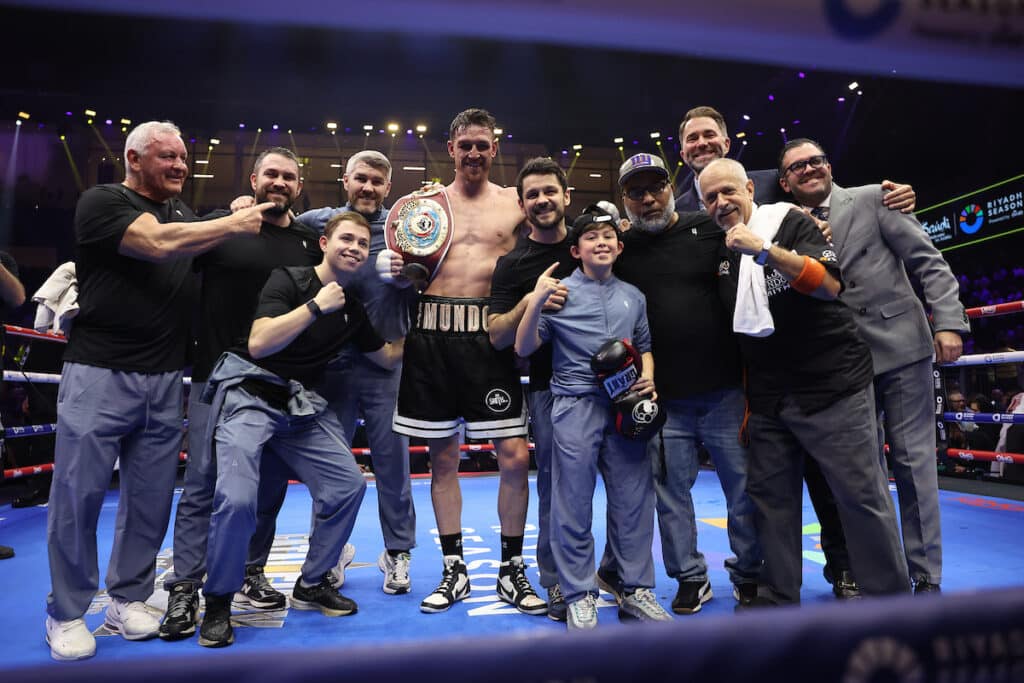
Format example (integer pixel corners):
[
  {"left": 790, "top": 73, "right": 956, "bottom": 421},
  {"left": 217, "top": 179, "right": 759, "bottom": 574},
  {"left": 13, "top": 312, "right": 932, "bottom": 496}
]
[
  {"left": 777, "top": 138, "right": 968, "bottom": 594},
  {"left": 45, "top": 121, "right": 271, "bottom": 661},
  {"left": 391, "top": 109, "right": 544, "bottom": 616},
  {"left": 488, "top": 156, "right": 578, "bottom": 620},
  {"left": 160, "top": 147, "right": 322, "bottom": 641},
  {"left": 293, "top": 151, "right": 419, "bottom": 596},
  {"left": 702, "top": 157, "right": 909, "bottom": 605},
  {"left": 598, "top": 153, "right": 760, "bottom": 613}
]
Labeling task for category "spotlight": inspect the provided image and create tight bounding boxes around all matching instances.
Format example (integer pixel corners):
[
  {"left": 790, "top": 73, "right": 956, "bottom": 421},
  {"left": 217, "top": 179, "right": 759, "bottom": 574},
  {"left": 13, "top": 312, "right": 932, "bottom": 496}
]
[
  {"left": 649, "top": 132, "right": 660, "bottom": 139},
  {"left": 848, "top": 81, "right": 859, "bottom": 90},
  {"left": 272, "top": 124, "right": 279, "bottom": 130},
  {"left": 326, "top": 122, "right": 338, "bottom": 130},
  {"left": 15, "top": 120, "right": 21, "bottom": 127},
  {"left": 494, "top": 127, "right": 504, "bottom": 135},
  {"left": 736, "top": 132, "right": 746, "bottom": 139},
  {"left": 84, "top": 109, "right": 96, "bottom": 117},
  {"left": 210, "top": 138, "right": 220, "bottom": 145},
  {"left": 363, "top": 124, "right": 373, "bottom": 131},
  {"left": 572, "top": 144, "right": 582, "bottom": 150},
  {"left": 17, "top": 111, "right": 29, "bottom": 120},
  {"left": 742, "top": 114, "right": 751, "bottom": 121},
  {"left": 120, "top": 118, "right": 131, "bottom": 125},
  {"left": 415, "top": 124, "right": 427, "bottom": 133},
  {"left": 837, "top": 97, "right": 846, "bottom": 102},
  {"left": 239, "top": 123, "right": 246, "bottom": 128},
  {"left": 387, "top": 123, "right": 399, "bottom": 133},
  {"left": 613, "top": 137, "right": 623, "bottom": 144}
]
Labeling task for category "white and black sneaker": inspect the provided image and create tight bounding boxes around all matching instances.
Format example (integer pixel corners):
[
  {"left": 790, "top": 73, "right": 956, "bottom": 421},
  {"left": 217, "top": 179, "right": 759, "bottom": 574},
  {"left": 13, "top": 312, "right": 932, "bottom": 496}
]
[
  {"left": 329, "top": 543, "right": 357, "bottom": 589},
  {"left": 234, "top": 565, "right": 286, "bottom": 609},
  {"left": 496, "top": 556, "right": 547, "bottom": 615},
  {"left": 378, "top": 550, "right": 412, "bottom": 595},
  {"left": 420, "top": 555, "right": 470, "bottom": 613}
]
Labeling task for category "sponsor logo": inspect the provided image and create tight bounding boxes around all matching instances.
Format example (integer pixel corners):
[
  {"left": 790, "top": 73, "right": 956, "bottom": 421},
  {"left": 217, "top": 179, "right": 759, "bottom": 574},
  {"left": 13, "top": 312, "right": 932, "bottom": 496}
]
[
  {"left": 985, "top": 191, "right": 1023, "bottom": 226},
  {"left": 717, "top": 260, "right": 731, "bottom": 277},
  {"left": 485, "top": 389, "right": 512, "bottom": 413},
  {"left": 921, "top": 215, "right": 954, "bottom": 243},
  {"left": 631, "top": 399, "right": 659, "bottom": 424},
  {"left": 821, "top": 249, "right": 837, "bottom": 263},
  {"left": 602, "top": 365, "right": 639, "bottom": 400},
  {"left": 959, "top": 203, "right": 985, "bottom": 234},
  {"left": 842, "top": 636, "right": 921, "bottom": 683}
]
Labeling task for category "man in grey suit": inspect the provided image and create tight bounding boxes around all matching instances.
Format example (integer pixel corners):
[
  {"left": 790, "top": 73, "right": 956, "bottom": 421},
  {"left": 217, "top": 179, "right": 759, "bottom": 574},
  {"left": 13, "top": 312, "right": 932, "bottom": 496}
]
[{"left": 778, "top": 138, "right": 970, "bottom": 594}]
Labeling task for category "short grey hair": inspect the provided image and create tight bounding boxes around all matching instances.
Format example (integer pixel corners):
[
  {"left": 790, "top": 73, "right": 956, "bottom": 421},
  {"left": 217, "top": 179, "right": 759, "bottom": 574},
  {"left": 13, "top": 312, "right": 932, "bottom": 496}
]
[
  {"left": 703, "top": 157, "right": 749, "bottom": 183},
  {"left": 124, "top": 121, "right": 182, "bottom": 161},
  {"left": 345, "top": 150, "right": 392, "bottom": 181}
]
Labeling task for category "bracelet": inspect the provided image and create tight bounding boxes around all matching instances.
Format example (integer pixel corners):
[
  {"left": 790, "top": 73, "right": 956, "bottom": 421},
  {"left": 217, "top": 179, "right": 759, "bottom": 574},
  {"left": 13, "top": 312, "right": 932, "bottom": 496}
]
[{"left": 305, "top": 299, "right": 322, "bottom": 318}]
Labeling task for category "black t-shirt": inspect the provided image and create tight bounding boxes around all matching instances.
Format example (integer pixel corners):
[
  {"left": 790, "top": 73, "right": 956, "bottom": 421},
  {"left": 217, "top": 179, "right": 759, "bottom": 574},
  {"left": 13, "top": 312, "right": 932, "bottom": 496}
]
[
  {"left": 64, "top": 184, "right": 198, "bottom": 372},
  {"left": 192, "top": 219, "right": 321, "bottom": 382},
  {"left": 717, "top": 209, "right": 874, "bottom": 415},
  {"left": 490, "top": 233, "right": 577, "bottom": 392},
  {"left": 0, "top": 251, "right": 19, "bottom": 323},
  {"left": 615, "top": 212, "right": 743, "bottom": 400},
  {"left": 240, "top": 266, "right": 384, "bottom": 388}
]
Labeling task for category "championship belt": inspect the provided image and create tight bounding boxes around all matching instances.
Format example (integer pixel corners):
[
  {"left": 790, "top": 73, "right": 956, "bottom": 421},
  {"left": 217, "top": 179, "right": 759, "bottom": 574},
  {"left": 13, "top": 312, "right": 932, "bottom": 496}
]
[{"left": 384, "top": 186, "right": 454, "bottom": 289}]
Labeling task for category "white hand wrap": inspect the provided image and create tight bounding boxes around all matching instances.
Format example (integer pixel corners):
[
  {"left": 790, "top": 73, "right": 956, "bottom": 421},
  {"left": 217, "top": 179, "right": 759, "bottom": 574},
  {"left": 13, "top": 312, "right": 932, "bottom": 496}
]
[{"left": 376, "top": 249, "right": 398, "bottom": 283}]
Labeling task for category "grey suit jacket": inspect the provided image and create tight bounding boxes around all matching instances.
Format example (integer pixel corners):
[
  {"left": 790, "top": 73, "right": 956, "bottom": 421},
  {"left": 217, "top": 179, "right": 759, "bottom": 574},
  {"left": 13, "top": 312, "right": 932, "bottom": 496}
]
[{"left": 827, "top": 183, "right": 969, "bottom": 375}]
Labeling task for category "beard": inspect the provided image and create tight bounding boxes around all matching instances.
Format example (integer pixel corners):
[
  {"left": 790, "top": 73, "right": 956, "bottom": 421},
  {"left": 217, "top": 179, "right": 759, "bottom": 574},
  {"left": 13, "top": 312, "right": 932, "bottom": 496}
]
[
  {"left": 528, "top": 204, "right": 565, "bottom": 232},
  {"left": 256, "top": 189, "right": 292, "bottom": 216},
  {"left": 625, "top": 194, "right": 676, "bottom": 234}
]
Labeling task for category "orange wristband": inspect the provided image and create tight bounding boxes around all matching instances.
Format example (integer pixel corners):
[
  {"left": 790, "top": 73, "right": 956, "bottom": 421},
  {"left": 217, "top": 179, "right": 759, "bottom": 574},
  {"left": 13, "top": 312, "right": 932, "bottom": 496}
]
[{"left": 791, "top": 256, "right": 826, "bottom": 294}]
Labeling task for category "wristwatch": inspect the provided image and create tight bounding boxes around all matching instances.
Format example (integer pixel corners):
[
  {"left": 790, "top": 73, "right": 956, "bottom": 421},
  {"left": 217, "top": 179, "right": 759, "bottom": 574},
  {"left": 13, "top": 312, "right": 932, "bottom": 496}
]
[
  {"left": 305, "top": 299, "right": 322, "bottom": 318},
  {"left": 754, "top": 239, "right": 772, "bottom": 266}
]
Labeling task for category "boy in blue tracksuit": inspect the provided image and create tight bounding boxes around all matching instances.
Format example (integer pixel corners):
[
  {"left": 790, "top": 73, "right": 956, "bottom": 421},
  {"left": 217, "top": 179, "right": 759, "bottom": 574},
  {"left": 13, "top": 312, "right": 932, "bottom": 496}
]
[{"left": 515, "top": 210, "right": 673, "bottom": 629}]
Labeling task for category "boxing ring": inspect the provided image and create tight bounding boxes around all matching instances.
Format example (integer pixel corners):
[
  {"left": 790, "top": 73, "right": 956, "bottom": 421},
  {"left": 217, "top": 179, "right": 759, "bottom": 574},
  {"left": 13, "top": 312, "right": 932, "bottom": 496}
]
[{"left": 2, "top": 316, "right": 1024, "bottom": 681}]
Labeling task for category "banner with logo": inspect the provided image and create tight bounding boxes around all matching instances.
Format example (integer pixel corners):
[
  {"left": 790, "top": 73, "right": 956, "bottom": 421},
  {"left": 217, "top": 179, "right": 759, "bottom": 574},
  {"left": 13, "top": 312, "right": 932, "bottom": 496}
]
[{"left": 915, "top": 174, "right": 1024, "bottom": 252}]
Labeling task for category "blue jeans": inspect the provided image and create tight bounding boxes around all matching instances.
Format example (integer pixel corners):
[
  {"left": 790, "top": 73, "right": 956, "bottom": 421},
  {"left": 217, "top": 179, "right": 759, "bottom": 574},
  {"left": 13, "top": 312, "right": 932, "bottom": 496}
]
[{"left": 652, "top": 388, "right": 761, "bottom": 584}]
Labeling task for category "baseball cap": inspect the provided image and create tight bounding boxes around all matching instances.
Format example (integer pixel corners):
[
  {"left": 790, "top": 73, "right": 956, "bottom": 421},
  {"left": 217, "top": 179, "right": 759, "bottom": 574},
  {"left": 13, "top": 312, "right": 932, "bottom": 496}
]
[
  {"left": 618, "top": 153, "right": 669, "bottom": 186},
  {"left": 569, "top": 209, "right": 620, "bottom": 246}
]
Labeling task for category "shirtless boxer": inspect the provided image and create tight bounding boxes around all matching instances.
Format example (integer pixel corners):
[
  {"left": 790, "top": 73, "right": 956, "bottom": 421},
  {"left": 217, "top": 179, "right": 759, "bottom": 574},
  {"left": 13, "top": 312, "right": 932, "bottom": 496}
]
[{"left": 391, "top": 108, "right": 545, "bottom": 615}]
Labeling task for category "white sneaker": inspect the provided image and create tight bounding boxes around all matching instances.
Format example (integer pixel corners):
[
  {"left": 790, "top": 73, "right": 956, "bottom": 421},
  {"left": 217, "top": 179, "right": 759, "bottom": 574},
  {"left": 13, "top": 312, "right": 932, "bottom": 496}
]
[
  {"left": 378, "top": 550, "right": 412, "bottom": 594},
  {"left": 619, "top": 588, "right": 674, "bottom": 622},
  {"left": 567, "top": 593, "right": 598, "bottom": 630},
  {"left": 46, "top": 616, "right": 96, "bottom": 661},
  {"left": 329, "top": 543, "right": 357, "bottom": 589},
  {"left": 104, "top": 598, "right": 160, "bottom": 640}
]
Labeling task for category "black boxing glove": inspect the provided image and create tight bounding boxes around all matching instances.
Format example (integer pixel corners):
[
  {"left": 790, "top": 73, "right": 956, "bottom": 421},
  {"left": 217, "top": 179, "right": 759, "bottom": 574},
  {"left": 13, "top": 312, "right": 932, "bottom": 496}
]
[
  {"left": 614, "top": 390, "right": 667, "bottom": 441},
  {"left": 591, "top": 339, "right": 642, "bottom": 400}
]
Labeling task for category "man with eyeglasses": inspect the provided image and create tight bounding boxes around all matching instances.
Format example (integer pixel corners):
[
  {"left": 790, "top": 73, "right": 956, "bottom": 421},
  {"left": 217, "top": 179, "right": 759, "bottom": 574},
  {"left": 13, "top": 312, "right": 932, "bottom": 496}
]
[
  {"left": 390, "top": 108, "right": 545, "bottom": 617},
  {"left": 596, "top": 152, "right": 761, "bottom": 614},
  {"left": 778, "top": 138, "right": 969, "bottom": 595}
]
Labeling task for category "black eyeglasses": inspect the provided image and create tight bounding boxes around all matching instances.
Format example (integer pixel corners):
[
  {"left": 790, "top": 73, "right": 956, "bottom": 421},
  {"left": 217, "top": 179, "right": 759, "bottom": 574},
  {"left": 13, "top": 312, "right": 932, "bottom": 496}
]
[
  {"left": 457, "top": 141, "right": 492, "bottom": 152},
  {"left": 783, "top": 154, "right": 828, "bottom": 176},
  {"left": 623, "top": 179, "right": 669, "bottom": 201}
]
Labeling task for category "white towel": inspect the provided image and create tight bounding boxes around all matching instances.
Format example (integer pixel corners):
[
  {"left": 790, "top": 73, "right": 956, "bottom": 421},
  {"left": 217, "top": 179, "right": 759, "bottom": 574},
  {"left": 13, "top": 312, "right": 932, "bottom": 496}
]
[
  {"left": 733, "top": 203, "right": 795, "bottom": 337},
  {"left": 32, "top": 261, "right": 78, "bottom": 335}
]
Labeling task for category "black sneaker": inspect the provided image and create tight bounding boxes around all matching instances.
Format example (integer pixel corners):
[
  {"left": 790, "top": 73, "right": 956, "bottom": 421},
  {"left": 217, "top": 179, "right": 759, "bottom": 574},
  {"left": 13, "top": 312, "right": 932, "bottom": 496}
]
[
  {"left": 672, "top": 578, "right": 712, "bottom": 614},
  {"left": 197, "top": 594, "right": 234, "bottom": 648},
  {"left": 290, "top": 574, "right": 358, "bottom": 617},
  {"left": 914, "top": 579, "right": 941, "bottom": 595},
  {"left": 547, "top": 584, "right": 567, "bottom": 623},
  {"left": 832, "top": 570, "right": 862, "bottom": 600},
  {"left": 234, "top": 565, "right": 286, "bottom": 609},
  {"left": 732, "top": 581, "right": 758, "bottom": 607},
  {"left": 420, "top": 555, "right": 471, "bottom": 613},
  {"left": 497, "top": 556, "right": 547, "bottom": 615},
  {"left": 596, "top": 566, "right": 624, "bottom": 605},
  {"left": 159, "top": 583, "right": 199, "bottom": 641}
]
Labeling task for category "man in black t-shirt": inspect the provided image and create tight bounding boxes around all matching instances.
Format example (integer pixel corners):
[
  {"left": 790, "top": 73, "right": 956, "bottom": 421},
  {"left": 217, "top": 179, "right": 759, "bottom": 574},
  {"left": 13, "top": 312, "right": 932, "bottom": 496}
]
[
  {"left": 702, "top": 158, "right": 908, "bottom": 605},
  {"left": 0, "top": 251, "right": 25, "bottom": 561},
  {"left": 197, "top": 212, "right": 404, "bottom": 648},
  {"left": 44, "top": 121, "right": 272, "bottom": 662},
  {"left": 489, "top": 157, "right": 578, "bottom": 620},
  {"left": 160, "top": 147, "right": 322, "bottom": 641}
]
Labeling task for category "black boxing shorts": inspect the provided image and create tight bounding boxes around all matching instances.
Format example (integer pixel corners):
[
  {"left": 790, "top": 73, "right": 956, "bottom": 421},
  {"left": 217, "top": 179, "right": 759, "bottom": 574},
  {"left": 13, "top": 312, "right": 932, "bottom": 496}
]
[{"left": 393, "top": 295, "right": 527, "bottom": 440}]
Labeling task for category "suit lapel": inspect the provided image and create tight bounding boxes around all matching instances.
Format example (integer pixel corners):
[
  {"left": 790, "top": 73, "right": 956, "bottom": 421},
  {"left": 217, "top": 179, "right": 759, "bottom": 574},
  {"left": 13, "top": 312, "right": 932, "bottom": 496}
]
[{"left": 828, "top": 184, "right": 855, "bottom": 255}]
